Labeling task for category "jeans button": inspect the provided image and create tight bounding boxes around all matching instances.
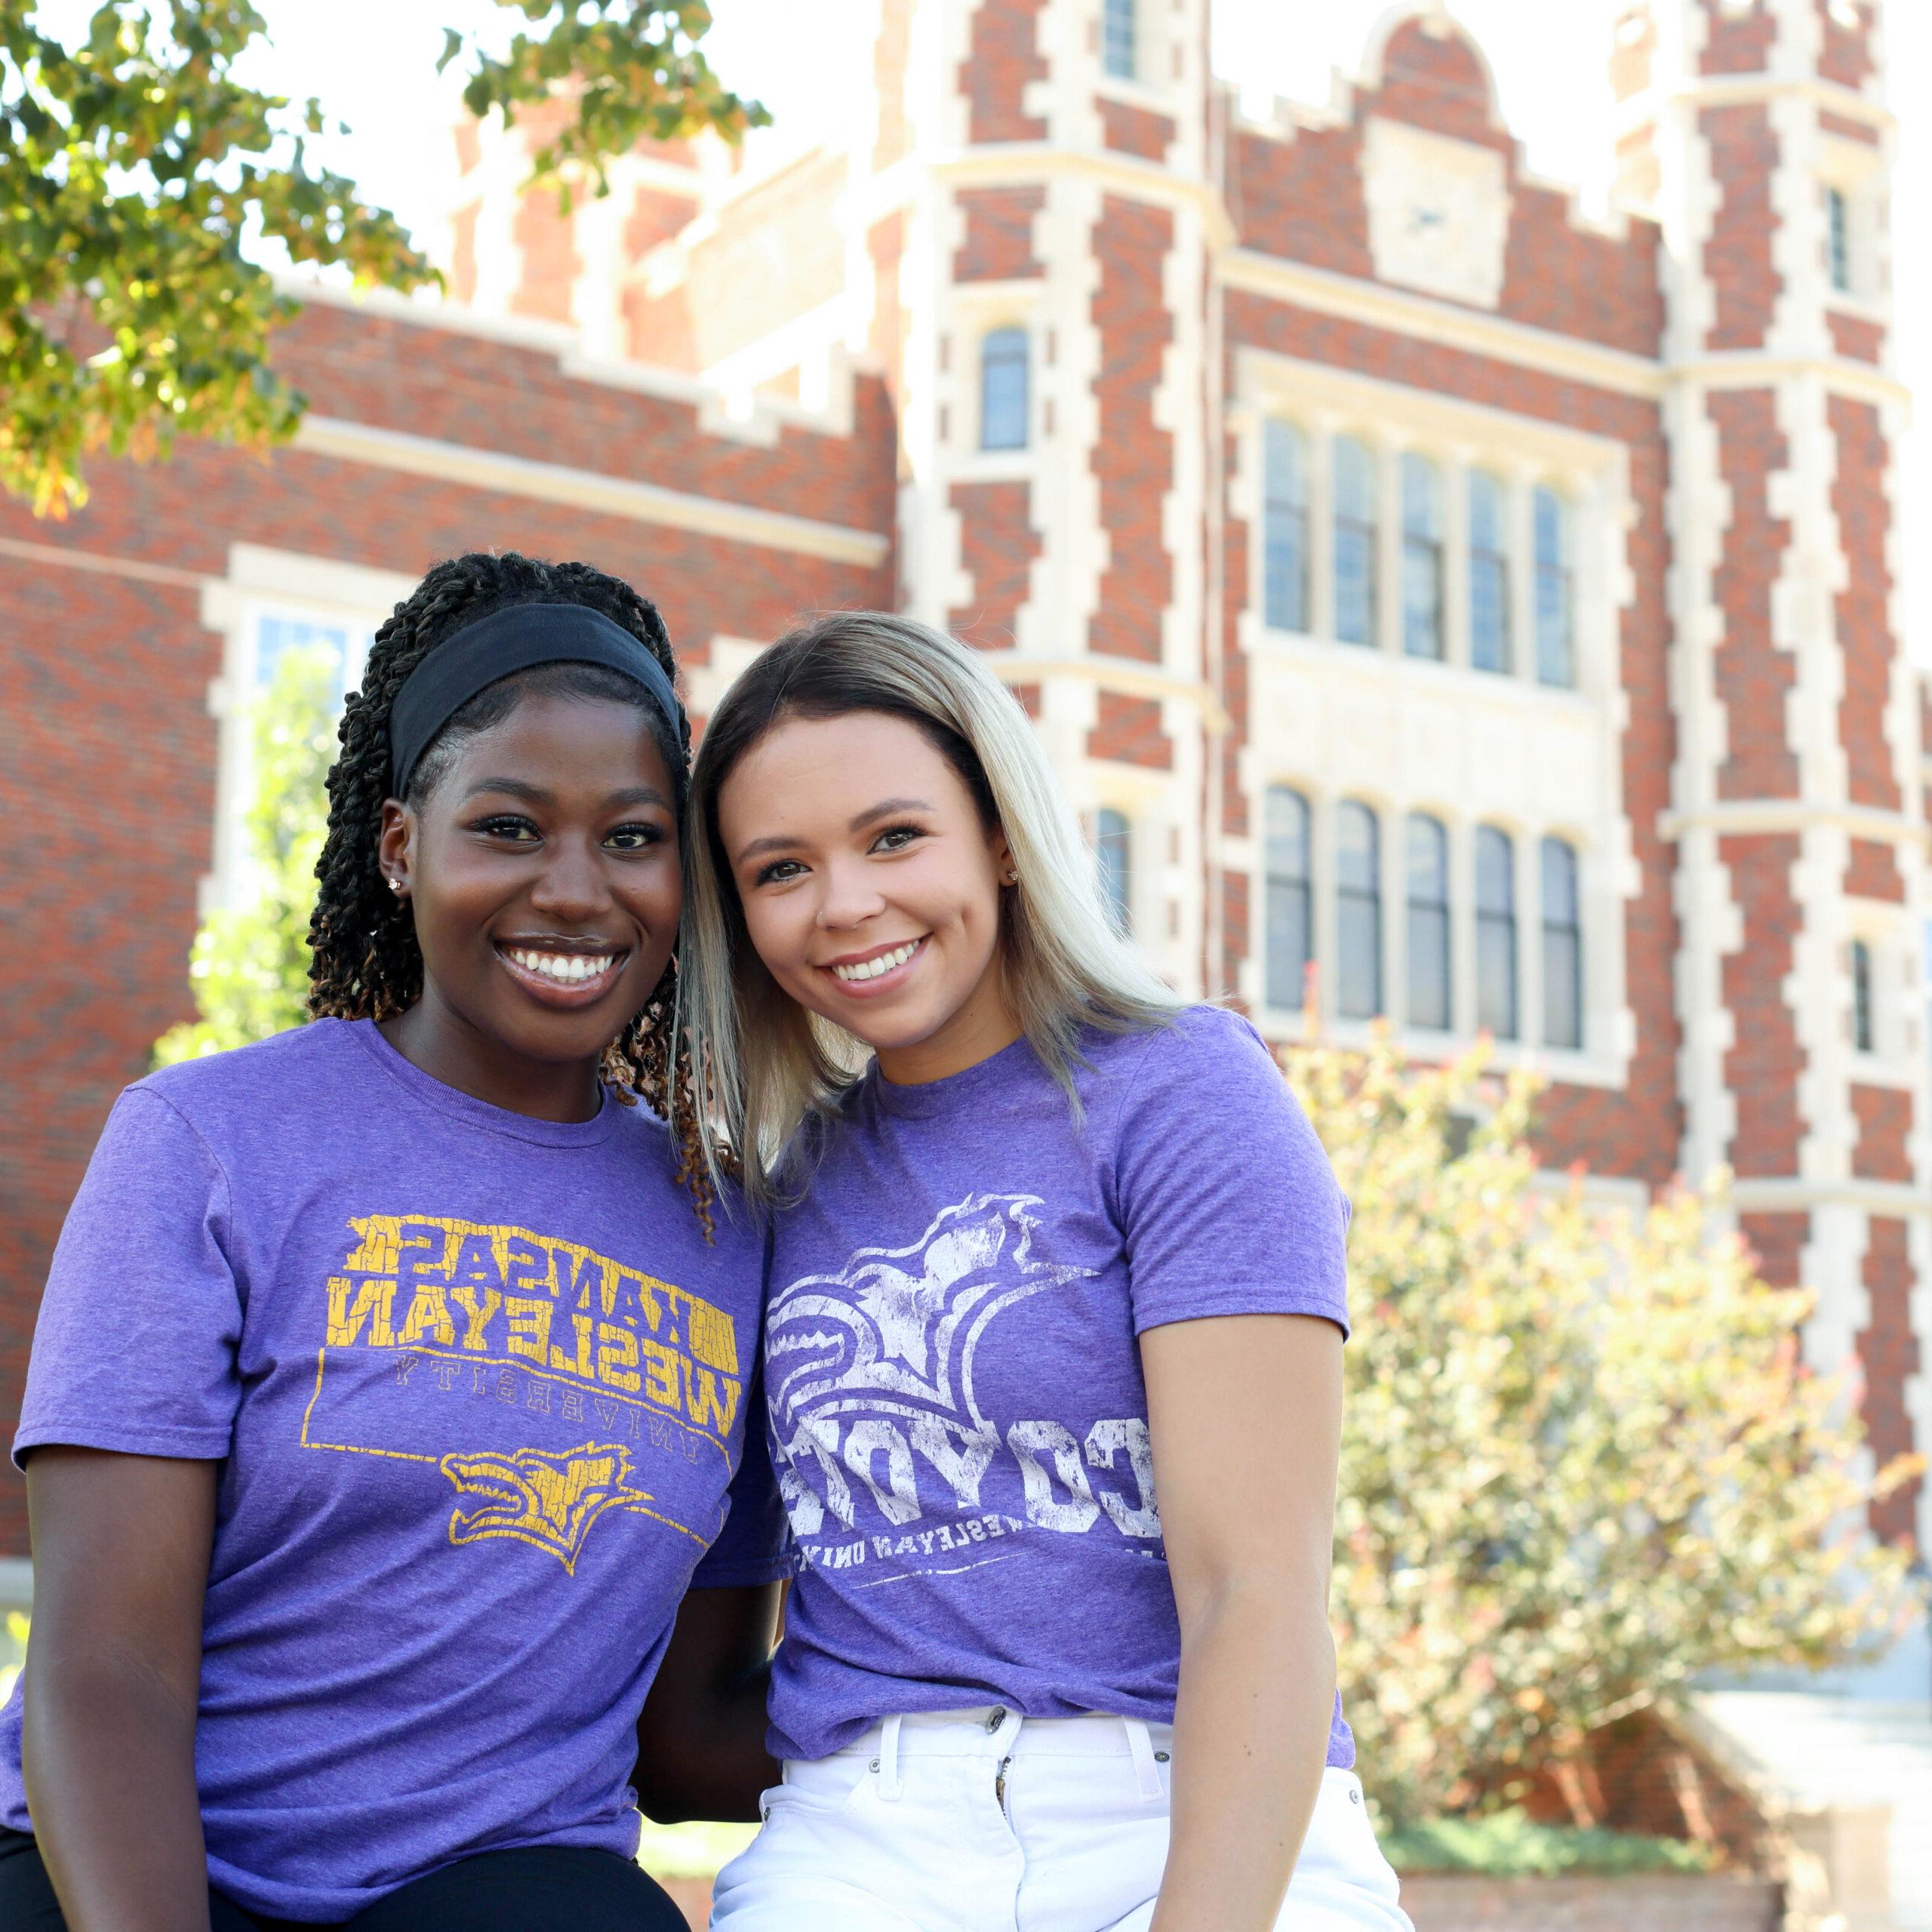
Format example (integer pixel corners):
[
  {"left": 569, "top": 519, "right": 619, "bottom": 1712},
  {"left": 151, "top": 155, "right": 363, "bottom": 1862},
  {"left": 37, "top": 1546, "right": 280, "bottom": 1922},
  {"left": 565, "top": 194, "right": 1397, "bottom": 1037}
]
[
  {"left": 1349, "top": 1788, "right": 1361, "bottom": 1804},
  {"left": 985, "top": 1706, "right": 1007, "bottom": 1732}
]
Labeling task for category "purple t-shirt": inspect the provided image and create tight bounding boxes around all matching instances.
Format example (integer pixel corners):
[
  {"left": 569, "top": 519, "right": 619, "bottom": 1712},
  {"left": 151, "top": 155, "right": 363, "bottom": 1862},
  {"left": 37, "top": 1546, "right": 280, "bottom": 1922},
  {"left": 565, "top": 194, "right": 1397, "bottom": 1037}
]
[
  {"left": 761, "top": 1003, "right": 1355, "bottom": 1767},
  {"left": 0, "top": 1019, "right": 785, "bottom": 1921}
]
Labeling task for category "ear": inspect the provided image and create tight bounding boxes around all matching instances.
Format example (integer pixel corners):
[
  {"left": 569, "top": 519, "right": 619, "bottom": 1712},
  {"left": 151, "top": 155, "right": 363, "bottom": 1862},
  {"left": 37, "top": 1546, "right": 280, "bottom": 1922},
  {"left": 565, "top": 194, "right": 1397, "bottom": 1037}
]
[
  {"left": 988, "top": 823, "right": 1017, "bottom": 886},
  {"left": 377, "top": 799, "right": 416, "bottom": 899}
]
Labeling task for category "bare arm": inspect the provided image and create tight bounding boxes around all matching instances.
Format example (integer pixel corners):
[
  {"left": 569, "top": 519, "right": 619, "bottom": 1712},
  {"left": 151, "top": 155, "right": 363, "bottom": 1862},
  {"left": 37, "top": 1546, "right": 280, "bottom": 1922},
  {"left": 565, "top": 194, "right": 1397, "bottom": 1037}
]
[
  {"left": 632, "top": 1581, "right": 783, "bottom": 1823},
  {"left": 21, "top": 1447, "right": 216, "bottom": 1932},
  {"left": 1142, "top": 1313, "right": 1344, "bottom": 1932}
]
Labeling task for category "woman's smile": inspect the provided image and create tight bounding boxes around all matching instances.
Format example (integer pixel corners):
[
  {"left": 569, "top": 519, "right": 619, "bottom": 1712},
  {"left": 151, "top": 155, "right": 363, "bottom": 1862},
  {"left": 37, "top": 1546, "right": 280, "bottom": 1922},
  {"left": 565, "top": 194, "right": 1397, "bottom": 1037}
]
[{"left": 819, "top": 934, "right": 929, "bottom": 995}]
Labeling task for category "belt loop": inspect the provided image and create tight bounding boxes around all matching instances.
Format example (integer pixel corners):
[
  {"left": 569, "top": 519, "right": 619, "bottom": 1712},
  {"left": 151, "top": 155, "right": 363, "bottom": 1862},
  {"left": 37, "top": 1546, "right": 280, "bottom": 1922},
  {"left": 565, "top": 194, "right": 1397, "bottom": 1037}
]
[
  {"left": 1124, "top": 1717, "right": 1163, "bottom": 1802},
  {"left": 876, "top": 1714, "right": 904, "bottom": 1801}
]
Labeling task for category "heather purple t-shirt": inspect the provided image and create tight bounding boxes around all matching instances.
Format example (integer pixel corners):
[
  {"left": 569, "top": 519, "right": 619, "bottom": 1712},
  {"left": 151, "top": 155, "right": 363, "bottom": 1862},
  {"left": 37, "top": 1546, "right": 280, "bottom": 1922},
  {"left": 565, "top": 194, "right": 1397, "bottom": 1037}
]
[
  {"left": 0, "top": 1019, "right": 785, "bottom": 1922},
  {"left": 762, "top": 1003, "right": 1355, "bottom": 1767}
]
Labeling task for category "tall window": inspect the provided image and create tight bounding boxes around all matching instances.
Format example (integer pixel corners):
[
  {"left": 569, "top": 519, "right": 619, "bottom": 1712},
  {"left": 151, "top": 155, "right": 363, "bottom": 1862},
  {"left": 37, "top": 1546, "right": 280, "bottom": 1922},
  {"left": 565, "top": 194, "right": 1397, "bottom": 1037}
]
[
  {"left": 1827, "top": 185, "right": 1852, "bottom": 294},
  {"left": 1401, "top": 453, "right": 1444, "bottom": 660},
  {"left": 254, "top": 612, "right": 364, "bottom": 694},
  {"left": 1336, "top": 801, "right": 1383, "bottom": 1020},
  {"left": 1406, "top": 814, "right": 1451, "bottom": 1031},
  {"left": 1334, "top": 437, "right": 1378, "bottom": 648},
  {"left": 1540, "top": 836, "right": 1583, "bottom": 1049},
  {"left": 980, "top": 327, "right": 1030, "bottom": 451},
  {"left": 1265, "top": 788, "right": 1313, "bottom": 1011},
  {"left": 1096, "top": 808, "right": 1131, "bottom": 934},
  {"left": 1476, "top": 826, "right": 1518, "bottom": 1039},
  {"left": 1534, "top": 487, "right": 1574, "bottom": 688},
  {"left": 1468, "top": 469, "right": 1511, "bottom": 673},
  {"left": 1103, "top": 0, "right": 1136, "bottom": 78},
  {"left": 1850, "top": 937, "right": 1874, "bottom": 1052},
  {"left": 1263, "top": 420, "right": 1310, "bottom": 632}
]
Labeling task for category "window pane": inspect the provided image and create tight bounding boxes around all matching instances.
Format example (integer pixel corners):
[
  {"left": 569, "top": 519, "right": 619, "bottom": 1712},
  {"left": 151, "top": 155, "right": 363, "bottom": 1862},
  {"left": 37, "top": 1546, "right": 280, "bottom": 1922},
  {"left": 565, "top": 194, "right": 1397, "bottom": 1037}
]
[
  {"left": 1828, "top": 186, "right": 1851, "bottom": 294},
  {"left": 1334, "top": 437, "right": 1377, "bottom": 648},
  {"left": 1103, "top": 0, "right": 1136, "bottom": 78},
  {"left": 1264, "top": 420, "right": 1309, "bottom": 632},
  {"left": 1534, "top": 487, "right": 1574, "bottom": 687},
  {"left": 256, "top": 614, "right": 351, "bottom": 690},
  {"left": 981, "top": 328, "right": 1029, "bottom": 451},
  {"left": 1476, "top": 826, "right": 1517, "bottom": 1038},
  {"left": 1468, "top": 471, "right": 1511, "bottom": 674},
  {"left": 1401, "top": 453, "right": 1443, "bottom": 660},
  {"left": 1540, "top": 837, "right": 1581, "bottom": 1049},
  {"left": 1850, "top": 939, "right": 1873, "bottom": 1053},
  {"left": 1265, "top": 788, "right": 1312, "bottom": 1010},
  {"left": 1406, "top": 814, "right": 1450, "bottom": 1030},
  {"left": 1097, "top": 808, "right": 1131, "bottom": 934},
  {"left": 1337, "top": 801, "right": 1382, "bottom": 1020}
]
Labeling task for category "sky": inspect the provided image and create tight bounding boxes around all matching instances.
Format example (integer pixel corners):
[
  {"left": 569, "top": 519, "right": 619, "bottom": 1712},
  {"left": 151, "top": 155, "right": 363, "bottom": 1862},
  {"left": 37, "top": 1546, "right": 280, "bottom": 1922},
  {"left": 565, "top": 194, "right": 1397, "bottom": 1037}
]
[{"left": 35, "top": 0, "right": 1928, "bottom": 663}]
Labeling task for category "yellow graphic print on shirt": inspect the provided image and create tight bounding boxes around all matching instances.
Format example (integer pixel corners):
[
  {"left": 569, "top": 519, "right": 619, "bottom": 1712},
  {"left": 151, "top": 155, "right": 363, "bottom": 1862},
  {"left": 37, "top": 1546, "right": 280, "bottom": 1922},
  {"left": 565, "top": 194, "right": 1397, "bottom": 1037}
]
[{"left": 301, "top": 1214, "right": 742, "bottom": 1573}]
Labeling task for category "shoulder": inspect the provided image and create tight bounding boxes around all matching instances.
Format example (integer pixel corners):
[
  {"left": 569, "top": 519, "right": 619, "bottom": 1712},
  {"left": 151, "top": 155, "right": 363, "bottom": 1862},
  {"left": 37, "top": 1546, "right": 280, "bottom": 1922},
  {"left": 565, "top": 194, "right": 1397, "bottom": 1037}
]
[
  {"left": 1087, "top": 1002, "right": 1280, "bottom": 1111},
  {"left": 138, "top": 1019, "right": 361, "bottom": 1120}
]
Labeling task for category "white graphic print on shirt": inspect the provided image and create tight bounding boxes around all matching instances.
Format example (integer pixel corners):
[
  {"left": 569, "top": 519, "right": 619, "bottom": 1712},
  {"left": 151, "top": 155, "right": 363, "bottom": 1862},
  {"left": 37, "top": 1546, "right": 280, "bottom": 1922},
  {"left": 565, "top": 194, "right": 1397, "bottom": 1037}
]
[{"left": 767, "top": 1192, "right": 1164, "bottom": 1582}]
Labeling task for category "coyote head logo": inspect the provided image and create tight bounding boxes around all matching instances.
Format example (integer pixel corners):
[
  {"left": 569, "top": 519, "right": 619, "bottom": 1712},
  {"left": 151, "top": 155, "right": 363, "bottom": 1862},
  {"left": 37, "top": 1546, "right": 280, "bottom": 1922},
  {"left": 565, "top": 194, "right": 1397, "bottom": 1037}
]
[
  {"left": 768, "top": 1192, "right": 1093, "bottom": 1441},
  {"left": 438, "top": 1441, "right": 654, "bottom": 1573}
]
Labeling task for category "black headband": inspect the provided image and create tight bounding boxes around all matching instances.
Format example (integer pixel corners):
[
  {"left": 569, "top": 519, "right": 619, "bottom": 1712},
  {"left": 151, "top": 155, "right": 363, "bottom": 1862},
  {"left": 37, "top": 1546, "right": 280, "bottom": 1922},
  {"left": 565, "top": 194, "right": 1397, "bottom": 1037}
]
[{"left": 388, "top": 602, "right": 685, "bottom": 797}]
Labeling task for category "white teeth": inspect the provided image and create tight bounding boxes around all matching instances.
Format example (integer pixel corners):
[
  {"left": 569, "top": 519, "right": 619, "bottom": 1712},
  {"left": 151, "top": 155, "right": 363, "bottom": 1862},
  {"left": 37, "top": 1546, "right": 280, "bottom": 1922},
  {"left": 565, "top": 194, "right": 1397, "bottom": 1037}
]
[
  {"left": 831, "top": 940, "right": 919, "bottom": 984},
  {"left": 506, "top": 948, "right": 616, "bottom": 985}
]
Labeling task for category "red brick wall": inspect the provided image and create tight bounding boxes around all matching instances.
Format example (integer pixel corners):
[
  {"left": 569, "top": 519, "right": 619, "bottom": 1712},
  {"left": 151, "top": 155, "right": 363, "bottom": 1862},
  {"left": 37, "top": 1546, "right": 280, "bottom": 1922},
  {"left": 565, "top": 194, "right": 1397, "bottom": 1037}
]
[
  {"left": 1100, "top": 98, "right": 1172, "bottom": 162},
  {"left": 1850, "top": 1084, "right": 1912, "bottom": 1184},
  {"left": 1089, "top": 195, "right": 1174, "bottom": 666},
  {"left": 1817, "top": 0, "right": 1876, "bottom": 91},
  {"left": 509, "top": 183, "right": 582, "bottom": 326},
  {"left": 1702, "top": 105, "right": 1781, "bottom": 349},
  {"left": 1860, "top": 1216, "right": 1921, "bottom": 1542},
  {"left": 1700, "top": 0, "right": 1777, "bottom": 75},
  {"left": 961, "top": 0, "right": 1046, "bottom": 145},
  {"left": 1226, "top": 292, "right": 1681, "bottom": 1184},
  {"left": 1721, "top": 833, "right": 1805, "bottom": 1178},
  {"left": 1374, "top": 18, "right": 1506, "bottom": 150},
  {"left": 1709, "top": 390, "right": 1798, "bottom": 801},
  {"left": 1088, "top": 691, "right": 1172, "bottom": 769},
  {"left": 1844, "top": 837, "right": 1903, "bottom": 901},
  {"left": 1829, "top": 312, "right": 1885, "bottom": 364},
  {"left": 0, "top": 300, "right": 895, "bottom": 1553},
  {"left": 948, "top": 480, "right": 1039, "bottom": 648},
  {"left": 1740, "top": 1210, "right": 1810, "bottom": 1288},
  {"left": 1830, "top": 395, "right": 1901, "bottom": 812},
  {"left": 955, "top": 186, "right": 1046, "bottom": 282}
]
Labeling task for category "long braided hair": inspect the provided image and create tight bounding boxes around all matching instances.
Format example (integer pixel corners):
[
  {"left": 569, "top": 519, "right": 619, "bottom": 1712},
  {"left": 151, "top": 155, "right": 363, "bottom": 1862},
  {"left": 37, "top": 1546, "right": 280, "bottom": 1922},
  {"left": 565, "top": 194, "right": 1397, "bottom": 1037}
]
[{"left": 306, "top": 551, "right": 715, "bottom": 1233}]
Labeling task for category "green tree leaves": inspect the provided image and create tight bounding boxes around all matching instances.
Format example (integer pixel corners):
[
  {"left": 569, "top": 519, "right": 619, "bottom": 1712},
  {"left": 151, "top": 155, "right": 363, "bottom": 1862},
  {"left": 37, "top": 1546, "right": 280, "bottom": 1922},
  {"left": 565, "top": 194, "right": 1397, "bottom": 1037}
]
[
  {"left": 0, "top": 1, "right": 761, "bottom": 515},
  {"left": 1294, "top": 1032, "right": 1923, "bottom": 1828}
]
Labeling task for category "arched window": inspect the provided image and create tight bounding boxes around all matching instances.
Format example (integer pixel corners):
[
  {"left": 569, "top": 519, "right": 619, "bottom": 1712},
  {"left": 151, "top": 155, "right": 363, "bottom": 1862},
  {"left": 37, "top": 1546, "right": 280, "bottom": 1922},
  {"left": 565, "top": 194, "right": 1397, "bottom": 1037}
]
[
  {"left": 1850, "top": 937, "right": 1874, "bottom": 1053},
  {"left": 1096, "top": 808, "right": 1131, "bottom": 934},
  {"left": 1534, "top": 486, "right": 1574, "bottom": 688},
  {"left": 1263, "top": 420, "right": 1309, "bottom": 632},
  {"left": 1103, "top": 0, "right": 1137, "bottom": 78},
  {"left": 1333, "top": 436, "right": 1378, "bottom": 648},
  {"left": 980, "top": 327, "right": 1030, "bottom": 451},
  {"left": 1406, "top": 814, "right": 1451, "bottom": 1031},
  {"left": 1337, "top": 801, "right": 1383, "bottom": 1020},
  {"left": 1468, "top": 469, "right": 1511, "bottom": 673},
  {"left": 1265, "top": 787, "right": 1312, "bottom": 1010},
  {"left": 1476, "top": 826, "right": 1518, "bottom": 1039},
  {"left": 1401, "top": 452, "right": 1444, "bottom": 660},
  {"left": 1540, "top": 836, "right": 1583, "bottom": 1049}
]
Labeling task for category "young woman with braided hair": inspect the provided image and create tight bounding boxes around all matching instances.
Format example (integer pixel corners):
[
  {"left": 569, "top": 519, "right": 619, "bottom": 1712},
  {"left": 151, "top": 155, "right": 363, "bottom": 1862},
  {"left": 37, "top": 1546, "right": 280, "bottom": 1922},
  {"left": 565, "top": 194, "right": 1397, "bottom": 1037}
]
[{"left": 0, "top": 552, "right": 786, "bottom": 1931}]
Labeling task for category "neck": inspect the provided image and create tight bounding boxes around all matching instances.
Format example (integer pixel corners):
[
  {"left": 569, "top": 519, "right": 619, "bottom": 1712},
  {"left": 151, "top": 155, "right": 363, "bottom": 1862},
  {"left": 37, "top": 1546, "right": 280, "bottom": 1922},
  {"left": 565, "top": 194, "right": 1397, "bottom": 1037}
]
[
  {"left": 379, "top": 992, "right": 605, "bottom": 1123},
  {"left": 874, "top": 964, "right": 1023, "bottom": 1087}
]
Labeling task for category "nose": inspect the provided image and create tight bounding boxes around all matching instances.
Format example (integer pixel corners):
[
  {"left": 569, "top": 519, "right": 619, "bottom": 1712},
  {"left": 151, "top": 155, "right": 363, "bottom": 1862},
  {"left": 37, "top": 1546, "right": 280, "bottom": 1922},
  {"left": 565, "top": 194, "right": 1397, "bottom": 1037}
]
[
  {"left": 528, "top": 832, "right": 614, "bottom": 924},
  {"left": 815, "top": 853, "right": 886, "bottom": 930}
]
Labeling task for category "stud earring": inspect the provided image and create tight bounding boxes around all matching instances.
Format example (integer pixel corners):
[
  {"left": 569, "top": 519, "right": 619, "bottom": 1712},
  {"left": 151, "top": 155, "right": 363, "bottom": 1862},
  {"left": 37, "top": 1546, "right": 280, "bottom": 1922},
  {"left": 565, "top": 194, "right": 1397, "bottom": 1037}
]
[
  {"left": 1004, "top": 870, "right": 1019, "bottom": 884},
  {"left": 389, "top": 877, "right": 405, "bottom": 894}
]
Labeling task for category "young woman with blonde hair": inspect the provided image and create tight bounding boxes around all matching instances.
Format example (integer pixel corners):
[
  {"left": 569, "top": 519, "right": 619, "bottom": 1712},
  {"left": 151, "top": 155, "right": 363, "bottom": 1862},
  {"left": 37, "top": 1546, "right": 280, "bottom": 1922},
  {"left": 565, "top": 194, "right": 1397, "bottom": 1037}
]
[{"left": 679, "top": 611, "right": 1412, "bottom": 1932}]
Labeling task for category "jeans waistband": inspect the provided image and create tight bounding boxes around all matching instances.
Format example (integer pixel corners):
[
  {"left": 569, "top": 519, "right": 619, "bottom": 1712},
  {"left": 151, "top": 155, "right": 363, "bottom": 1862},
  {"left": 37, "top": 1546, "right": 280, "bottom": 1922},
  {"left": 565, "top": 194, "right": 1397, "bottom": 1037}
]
[{"left": 817, "top": 1708, "right": 1171, "bottom": 1801}]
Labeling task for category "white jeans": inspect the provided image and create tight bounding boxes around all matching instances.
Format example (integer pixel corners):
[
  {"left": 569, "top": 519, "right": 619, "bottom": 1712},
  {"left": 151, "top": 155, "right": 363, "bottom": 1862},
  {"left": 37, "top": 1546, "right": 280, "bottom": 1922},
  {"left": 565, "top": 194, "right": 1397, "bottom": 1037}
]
[{"left": 709, "top": 1707, "right": 1414, "bottom": 1932}]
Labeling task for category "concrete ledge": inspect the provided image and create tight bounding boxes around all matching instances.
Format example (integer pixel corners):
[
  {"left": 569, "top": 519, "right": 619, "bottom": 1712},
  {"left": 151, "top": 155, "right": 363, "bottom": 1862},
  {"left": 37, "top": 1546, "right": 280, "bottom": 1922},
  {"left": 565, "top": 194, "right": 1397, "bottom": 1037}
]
[{"left": 1396, "top": 1873, "right": 1782, "bottom": 1930}]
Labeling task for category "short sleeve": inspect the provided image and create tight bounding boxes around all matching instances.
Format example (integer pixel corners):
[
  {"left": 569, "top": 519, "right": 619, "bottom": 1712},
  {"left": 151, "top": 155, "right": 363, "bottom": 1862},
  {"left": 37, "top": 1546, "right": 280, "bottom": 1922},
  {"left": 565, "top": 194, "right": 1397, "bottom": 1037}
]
[
  {"left": 14, "top": 1086, "right": 243, "bottom": 1467},
  {"left": 1111, "top": 1008, "right": 1350, "bottom": 1340},
  {"left": 689, "top": 1436, "right": 794, "bottom": 1588}
]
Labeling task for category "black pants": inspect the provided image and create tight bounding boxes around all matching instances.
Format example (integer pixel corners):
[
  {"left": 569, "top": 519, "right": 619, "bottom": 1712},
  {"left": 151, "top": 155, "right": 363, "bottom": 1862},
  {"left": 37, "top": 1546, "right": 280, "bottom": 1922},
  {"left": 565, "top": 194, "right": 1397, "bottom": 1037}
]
[{"left": 0, "top": 1829, "right": 688, "bottom": 1931}]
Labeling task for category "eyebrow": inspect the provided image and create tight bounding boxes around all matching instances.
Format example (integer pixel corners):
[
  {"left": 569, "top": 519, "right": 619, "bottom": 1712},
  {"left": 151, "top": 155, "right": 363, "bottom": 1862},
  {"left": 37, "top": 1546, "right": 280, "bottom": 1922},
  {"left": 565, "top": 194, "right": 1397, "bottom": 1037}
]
[
  {"left": 463, "top": 777, "right": 672, "bottom": 811},
  {"left": 733, "top": 796, "right": 937, "bottom": 866}
]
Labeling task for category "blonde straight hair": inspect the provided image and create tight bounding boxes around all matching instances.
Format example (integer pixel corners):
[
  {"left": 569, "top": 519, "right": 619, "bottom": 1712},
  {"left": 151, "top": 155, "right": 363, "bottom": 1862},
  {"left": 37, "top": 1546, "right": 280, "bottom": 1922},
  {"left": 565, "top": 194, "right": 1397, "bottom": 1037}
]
[{"left": 679, "top": 611, "right": 1182, "bottom": 1208}]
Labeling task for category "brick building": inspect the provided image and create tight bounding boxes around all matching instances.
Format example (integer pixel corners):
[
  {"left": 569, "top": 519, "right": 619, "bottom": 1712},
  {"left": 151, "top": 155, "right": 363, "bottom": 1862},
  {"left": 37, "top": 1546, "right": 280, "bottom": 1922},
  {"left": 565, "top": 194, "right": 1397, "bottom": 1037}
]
[{"left": 1, "top": 0, "right": 1927, "bottom": 1695}]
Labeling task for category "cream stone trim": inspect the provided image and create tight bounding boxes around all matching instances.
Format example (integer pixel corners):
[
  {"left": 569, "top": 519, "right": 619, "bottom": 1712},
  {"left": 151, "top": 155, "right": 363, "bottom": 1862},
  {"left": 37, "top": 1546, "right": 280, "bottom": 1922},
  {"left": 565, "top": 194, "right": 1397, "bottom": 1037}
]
[
  {"left": 1614, "top": 75, "right": 1891, "bottom": 135},
  {"left": 974, "top": 654, "right": 1230, "bottom": 737},
  {"left": 1220, "top": 251, "right": 1666, "bottom": 399},
  {"left": 1730, "top": 1179, "right": 1932, "bottom": 1217},
  {"left": 1660, "top": 801, "right": 1930, "bottom": 850},
  {"left": 1673, "top": 352, "right": 1908, "bottom": 408},
  {"left": 0, "top": 533, "right": 206, "bottom": 592},
  {"left": 291, "top": 417, "right": 890, "bottom": 568}
]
